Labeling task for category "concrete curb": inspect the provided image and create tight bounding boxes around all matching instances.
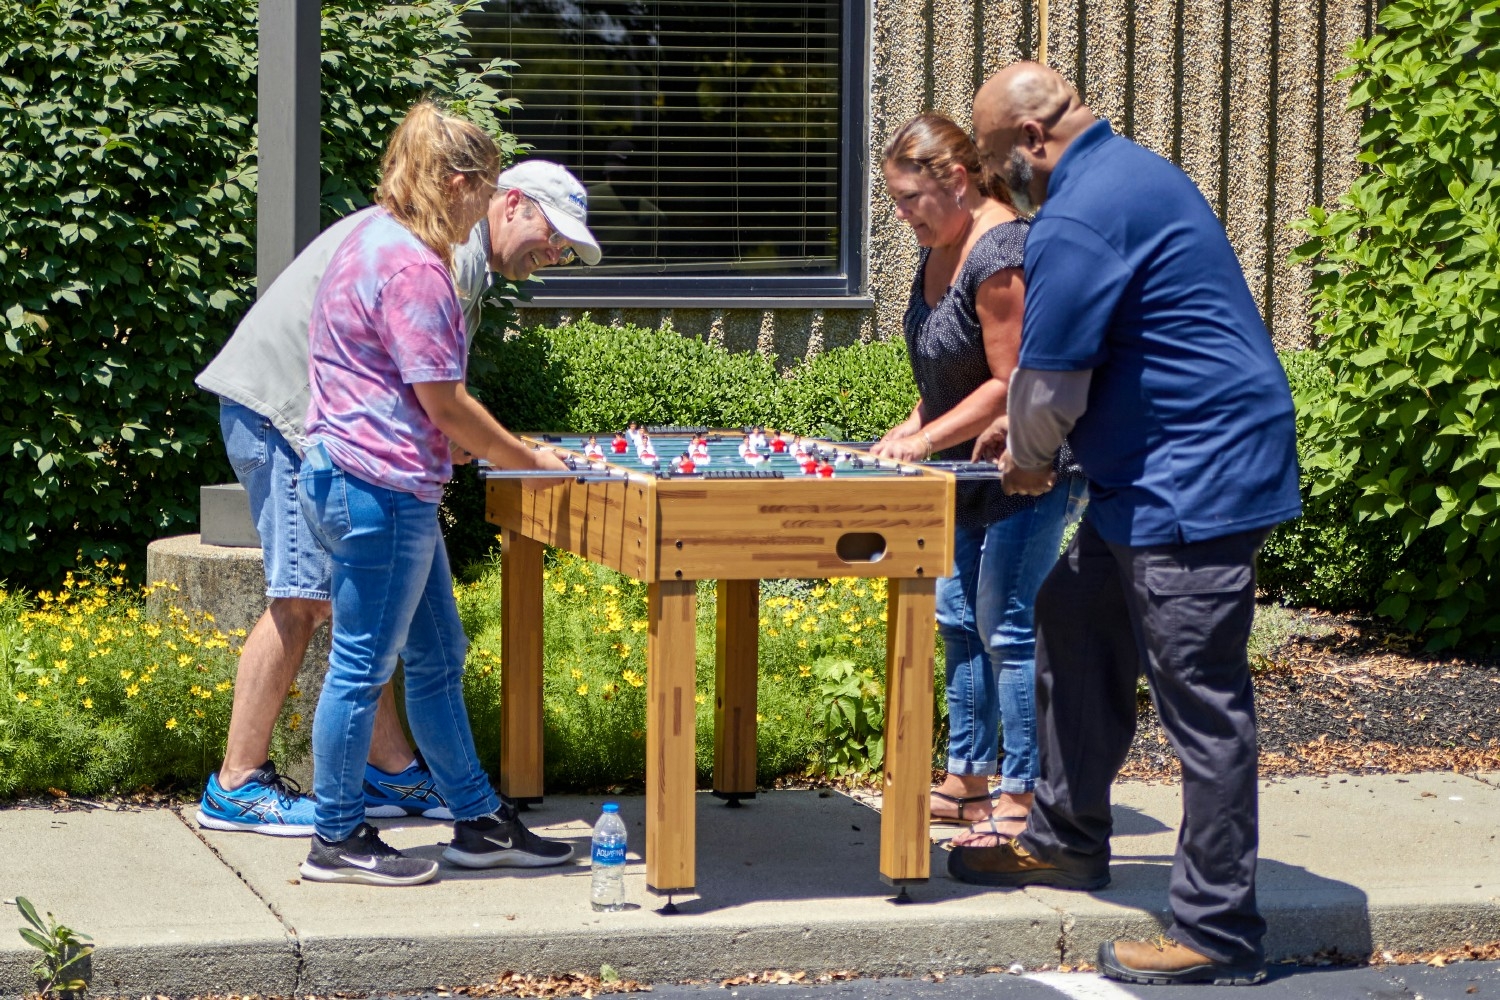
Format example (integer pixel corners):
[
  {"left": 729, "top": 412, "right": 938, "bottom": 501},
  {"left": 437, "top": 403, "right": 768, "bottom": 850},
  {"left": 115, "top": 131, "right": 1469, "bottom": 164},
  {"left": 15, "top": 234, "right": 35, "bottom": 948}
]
[{"left": 1, "top": 773, "right": 1496, "bottom": 996}]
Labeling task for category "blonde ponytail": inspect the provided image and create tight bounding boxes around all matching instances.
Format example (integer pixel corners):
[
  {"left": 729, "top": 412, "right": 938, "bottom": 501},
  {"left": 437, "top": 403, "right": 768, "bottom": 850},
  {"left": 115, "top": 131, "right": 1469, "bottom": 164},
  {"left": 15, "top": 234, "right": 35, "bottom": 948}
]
[{"left": 375, "top": 101, "right": 499, "bottom": 270}]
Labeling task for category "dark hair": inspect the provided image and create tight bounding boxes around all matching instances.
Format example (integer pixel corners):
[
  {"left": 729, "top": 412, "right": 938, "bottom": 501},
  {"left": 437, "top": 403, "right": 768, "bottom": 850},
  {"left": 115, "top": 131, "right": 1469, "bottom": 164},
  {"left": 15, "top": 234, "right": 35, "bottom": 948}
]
[{"left": 881, "top": 112, "right": 1010, "bottom": 206}]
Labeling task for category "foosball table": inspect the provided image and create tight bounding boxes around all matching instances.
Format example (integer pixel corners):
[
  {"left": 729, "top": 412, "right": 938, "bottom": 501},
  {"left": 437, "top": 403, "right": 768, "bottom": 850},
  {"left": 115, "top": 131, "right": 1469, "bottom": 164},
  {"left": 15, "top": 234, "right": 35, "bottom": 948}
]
[{"left": 484, "top": 429, "right": 968, "bottom": 898}]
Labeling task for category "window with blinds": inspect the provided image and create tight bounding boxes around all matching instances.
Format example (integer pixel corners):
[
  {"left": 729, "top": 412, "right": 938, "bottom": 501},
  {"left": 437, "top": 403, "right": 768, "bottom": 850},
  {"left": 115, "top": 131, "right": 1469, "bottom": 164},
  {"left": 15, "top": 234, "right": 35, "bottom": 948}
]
[{"left": 461, "top": 0, "right": 865, "bottom": 300}]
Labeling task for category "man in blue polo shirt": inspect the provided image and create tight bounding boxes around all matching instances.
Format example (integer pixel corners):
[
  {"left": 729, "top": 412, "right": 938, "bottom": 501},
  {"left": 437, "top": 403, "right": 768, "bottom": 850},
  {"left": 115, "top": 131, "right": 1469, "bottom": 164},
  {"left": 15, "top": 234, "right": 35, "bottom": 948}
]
[{"left": 949, "top": 62, "right": 1300, "bottom": 987}]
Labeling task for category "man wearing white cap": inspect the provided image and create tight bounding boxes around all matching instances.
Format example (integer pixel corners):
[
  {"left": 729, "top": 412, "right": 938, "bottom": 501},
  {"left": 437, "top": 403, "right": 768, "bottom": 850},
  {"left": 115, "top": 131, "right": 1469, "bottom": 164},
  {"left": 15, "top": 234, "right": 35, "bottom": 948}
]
[{"left": 194, "top": 160, "right": 599, "bottom": 841}]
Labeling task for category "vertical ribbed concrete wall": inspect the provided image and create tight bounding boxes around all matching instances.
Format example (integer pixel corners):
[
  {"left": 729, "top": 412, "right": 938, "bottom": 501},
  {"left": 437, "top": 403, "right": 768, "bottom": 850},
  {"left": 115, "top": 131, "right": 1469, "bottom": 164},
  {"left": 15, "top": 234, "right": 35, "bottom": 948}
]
[{"left": 518, "top": 0, "right": 1374, "bottom": 354}]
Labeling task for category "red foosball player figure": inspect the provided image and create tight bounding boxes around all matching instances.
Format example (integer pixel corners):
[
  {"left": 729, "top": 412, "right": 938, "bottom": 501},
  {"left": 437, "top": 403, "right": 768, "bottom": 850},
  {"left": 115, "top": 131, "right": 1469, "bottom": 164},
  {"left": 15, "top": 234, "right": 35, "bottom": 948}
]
[
  {"left": 816, "top": 461, "right": 835, "bottom": 478},
  {"left": 800, "top": 456, "right": 818, "bottom": 475},
  {"left": 676, "top": 452, "right": 696, "bottom": 474},
  {"left": 769, "top": 431, "right": 787, "bottom": 453},
  {"left": 611, "top": 433, "right": 629, "bottom": 454}
]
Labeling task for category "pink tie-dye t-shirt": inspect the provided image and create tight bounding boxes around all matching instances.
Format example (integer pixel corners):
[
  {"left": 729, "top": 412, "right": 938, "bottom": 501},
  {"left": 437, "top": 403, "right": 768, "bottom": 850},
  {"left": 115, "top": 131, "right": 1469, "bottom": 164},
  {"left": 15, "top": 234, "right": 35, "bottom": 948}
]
[{"left": 305, "top": 209, "right": 466, "bottom": 503}]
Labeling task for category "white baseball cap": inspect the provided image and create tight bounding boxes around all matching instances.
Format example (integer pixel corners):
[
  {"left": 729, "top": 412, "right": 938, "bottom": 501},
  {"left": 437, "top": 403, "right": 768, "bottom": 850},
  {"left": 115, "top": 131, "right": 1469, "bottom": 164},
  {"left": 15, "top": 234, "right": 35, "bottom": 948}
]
[{"left": 496, "top": 160, "right": 602, "bottom": 265}]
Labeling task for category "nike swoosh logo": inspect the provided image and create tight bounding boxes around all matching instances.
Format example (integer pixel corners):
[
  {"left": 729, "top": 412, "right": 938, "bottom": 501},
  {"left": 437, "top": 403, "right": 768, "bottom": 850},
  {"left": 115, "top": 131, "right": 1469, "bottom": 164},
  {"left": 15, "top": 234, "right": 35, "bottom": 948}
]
[
  {"left": 484, "top": 835, "right": 514, "bottom": 850},
  {"left": 339, "top": 854, "right": 381, "bottom": 869}
]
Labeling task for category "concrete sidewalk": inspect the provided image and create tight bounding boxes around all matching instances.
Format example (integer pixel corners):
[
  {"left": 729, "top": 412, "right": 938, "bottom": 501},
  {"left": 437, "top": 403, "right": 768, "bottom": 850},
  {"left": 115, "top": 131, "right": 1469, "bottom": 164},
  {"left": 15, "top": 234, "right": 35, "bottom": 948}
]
[{"left": 2, "top": 772, "right": 1498, "bottom": 997}]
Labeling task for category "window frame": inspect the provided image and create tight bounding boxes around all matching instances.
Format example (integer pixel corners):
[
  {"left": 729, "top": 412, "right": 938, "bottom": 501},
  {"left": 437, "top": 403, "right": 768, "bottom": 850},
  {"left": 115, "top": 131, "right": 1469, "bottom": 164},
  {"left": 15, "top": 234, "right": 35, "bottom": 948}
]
[{"left": 483, "top": 0, "right": 872, "bottom": 308}]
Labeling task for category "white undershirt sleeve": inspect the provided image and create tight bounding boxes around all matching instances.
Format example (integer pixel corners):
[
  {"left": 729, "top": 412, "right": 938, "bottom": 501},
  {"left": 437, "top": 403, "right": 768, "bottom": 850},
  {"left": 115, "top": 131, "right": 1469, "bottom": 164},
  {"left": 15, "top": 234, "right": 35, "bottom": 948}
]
[{"left": 1007, "top": 367, "right": 1093, "bottom": 471}]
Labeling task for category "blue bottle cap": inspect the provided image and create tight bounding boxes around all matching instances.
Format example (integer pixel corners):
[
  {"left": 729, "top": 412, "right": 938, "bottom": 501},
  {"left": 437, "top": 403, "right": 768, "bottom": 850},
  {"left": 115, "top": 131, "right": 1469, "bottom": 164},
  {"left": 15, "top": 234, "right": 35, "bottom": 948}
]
[{"left": 602, "top": 802, "right": 619, "bottom": 813}]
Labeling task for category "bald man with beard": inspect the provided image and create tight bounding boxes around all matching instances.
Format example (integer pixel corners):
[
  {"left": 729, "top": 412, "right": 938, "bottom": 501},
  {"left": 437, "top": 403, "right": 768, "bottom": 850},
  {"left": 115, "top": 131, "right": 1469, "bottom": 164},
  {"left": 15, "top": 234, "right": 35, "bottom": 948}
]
[{"left": 952, "top": 63, "right": 1301, "bottom": 987}]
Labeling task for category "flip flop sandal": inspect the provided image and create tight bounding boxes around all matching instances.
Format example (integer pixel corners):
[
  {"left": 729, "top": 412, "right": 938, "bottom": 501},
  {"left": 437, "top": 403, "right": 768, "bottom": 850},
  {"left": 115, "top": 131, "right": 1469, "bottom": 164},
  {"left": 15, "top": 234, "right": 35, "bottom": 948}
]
[
  {"left": 929, "top": 789, "right": 996, "bottom": 824},
  {"left": 947, "top": 814, "right": 1030, "bottom": 850}
]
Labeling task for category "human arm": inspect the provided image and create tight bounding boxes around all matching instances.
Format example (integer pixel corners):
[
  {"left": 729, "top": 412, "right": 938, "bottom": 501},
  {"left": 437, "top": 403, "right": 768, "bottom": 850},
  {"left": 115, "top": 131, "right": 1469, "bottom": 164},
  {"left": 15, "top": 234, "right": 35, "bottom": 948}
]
[
  {"left": 413, "top": 381, "right": 568, "bottom": 473},
  {"left": 879, "top": 402, "right": 925, "bottom": 443},
  {"left": 869, "top": 265, "right": 1023, "bottom": 463},
  {"left": 993, "top": 368, "right": 1092, "bottom": 495}
]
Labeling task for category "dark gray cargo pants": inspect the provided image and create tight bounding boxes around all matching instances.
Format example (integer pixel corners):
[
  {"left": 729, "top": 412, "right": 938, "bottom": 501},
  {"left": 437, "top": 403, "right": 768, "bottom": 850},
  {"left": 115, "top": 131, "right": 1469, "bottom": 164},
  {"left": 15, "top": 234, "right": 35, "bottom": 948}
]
[{"left": 1020, "top": 515, "right": 1272, "bottom": 967}]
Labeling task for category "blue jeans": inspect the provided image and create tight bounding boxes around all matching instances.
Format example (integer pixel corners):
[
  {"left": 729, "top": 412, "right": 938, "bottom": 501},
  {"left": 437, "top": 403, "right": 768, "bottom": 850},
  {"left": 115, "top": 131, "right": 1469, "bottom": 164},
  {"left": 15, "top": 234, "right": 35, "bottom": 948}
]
[
  {"left": 937, "top": 477, "right": 1088, "bottom": 792},
  {"left": 219, "top": 400, "right": 332, "bottom": 600},
  {"left": 297, "top": 446, "right": 500, "bottom": 841}
]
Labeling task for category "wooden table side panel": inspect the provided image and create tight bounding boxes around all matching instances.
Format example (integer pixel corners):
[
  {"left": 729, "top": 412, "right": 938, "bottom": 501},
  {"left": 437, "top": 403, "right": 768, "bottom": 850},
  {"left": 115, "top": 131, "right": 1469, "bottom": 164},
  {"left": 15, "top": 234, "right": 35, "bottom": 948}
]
[
  {"left": 646, "top": 579, "right": 698, "bottom": 893},
  {"left": 880, "top": 577, "right": 937, "bottom": 883},
  {"left": 487, "top": 479, "right": 652, "bottom": 580},
  {"left": 655, "top": 479, "right": 953, "bottom": 581},
  {"left": 713, "top": 579, "right": 759, "bottom": 795},
  {"left": 499, "top": 529, "right": 546, "bottom": 800}
]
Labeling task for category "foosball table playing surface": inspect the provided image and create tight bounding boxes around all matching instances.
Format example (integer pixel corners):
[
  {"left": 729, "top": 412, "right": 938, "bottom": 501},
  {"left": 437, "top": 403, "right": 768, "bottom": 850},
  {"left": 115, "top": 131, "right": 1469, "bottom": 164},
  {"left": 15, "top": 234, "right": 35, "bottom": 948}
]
[{"left": 483, "top": 430, "right": 961, "bottom": 898}]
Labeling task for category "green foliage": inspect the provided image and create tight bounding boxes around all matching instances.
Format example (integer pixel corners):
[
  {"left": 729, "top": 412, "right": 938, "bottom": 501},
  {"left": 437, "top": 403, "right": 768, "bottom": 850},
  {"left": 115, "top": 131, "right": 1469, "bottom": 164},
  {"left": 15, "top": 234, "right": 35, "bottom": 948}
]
[
  {"left": 806, "top": 656, "right": 886, "bottom": 779},
  {"left": 15, "top": 896, "right": 92, "bottom": 999},
  {"left": 1258, "top": 350, "right": 1401, "bottom": 610},
  {"left": 774, "top": 338, "right": 920, "bottom": 441},
  {"left": 0, "top": 0, "right": 516, "bottom": 589},
  {"left": 1289, "top": 0, "right": 1500, "bottom": 648},
  {"left": 0, "top": 561, "right": 303, "bottom": 797}
]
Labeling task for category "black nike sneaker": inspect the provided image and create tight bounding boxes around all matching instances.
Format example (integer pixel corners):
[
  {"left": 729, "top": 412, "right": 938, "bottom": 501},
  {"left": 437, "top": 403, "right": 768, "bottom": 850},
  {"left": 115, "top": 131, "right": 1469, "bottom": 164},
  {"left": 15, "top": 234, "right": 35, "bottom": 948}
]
[
  {"left": 442, "top": 804, "right": 576, "bottom": 869},
  {"left": 300, "top": 822, "right": 439, "bottom": 886}
]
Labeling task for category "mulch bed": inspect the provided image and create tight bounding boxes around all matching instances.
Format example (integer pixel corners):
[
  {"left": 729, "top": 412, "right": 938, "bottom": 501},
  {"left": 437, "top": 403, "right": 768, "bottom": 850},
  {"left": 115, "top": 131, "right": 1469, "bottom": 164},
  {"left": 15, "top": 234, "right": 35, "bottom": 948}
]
[{"left": 1120, "top": 606, "right": 1500, "bottom": 780}]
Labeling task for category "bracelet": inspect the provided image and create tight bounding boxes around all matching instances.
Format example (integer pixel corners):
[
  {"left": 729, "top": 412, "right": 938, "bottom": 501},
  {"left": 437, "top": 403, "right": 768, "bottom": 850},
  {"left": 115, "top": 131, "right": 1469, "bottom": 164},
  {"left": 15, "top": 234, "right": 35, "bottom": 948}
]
[{"left": 920, "top": 430, "right": 934, "bottom": 460}]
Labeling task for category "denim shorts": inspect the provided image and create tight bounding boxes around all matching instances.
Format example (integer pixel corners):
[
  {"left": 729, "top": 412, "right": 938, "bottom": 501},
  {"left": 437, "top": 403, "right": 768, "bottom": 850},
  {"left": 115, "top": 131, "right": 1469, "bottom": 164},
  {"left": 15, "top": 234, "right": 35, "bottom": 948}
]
[{"left": 219, "top": 399, "right": 332, "bottom": 601}]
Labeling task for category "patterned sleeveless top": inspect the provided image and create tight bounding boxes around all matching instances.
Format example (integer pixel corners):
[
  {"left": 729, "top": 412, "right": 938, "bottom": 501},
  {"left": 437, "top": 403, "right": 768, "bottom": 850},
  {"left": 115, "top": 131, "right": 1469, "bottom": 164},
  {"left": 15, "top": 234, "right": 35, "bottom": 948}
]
[{"left": 902, "top": 219, "right": 1080, "bottom": 530}]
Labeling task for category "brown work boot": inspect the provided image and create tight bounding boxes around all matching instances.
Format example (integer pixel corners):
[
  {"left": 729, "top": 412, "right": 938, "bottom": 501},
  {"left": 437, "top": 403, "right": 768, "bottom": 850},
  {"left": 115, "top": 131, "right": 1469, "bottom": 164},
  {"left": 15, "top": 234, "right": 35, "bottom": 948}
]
[
  {"left": 946, "top": 836, "right": 1108, "bottom": 890},
  {"left": 1098, "top": 938, "right": 1267, "bottom": 986}
]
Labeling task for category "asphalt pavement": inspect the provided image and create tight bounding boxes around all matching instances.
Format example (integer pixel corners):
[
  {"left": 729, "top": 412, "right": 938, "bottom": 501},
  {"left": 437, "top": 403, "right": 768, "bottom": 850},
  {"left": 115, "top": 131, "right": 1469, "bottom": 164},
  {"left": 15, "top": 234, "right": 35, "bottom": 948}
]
[{"left": 1, "top": 771, "right": 1497, "bottom": 997}]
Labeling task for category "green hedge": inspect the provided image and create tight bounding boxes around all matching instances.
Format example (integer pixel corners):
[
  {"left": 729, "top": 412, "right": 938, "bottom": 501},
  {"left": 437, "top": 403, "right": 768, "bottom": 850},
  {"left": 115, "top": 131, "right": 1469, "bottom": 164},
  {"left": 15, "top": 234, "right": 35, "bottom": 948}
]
[
  {"left": 0, "top": 0, "right": 514, "bottom": 590},
  {"left": 1257, "top": 350, "right": 1401, "bottom": 611}
]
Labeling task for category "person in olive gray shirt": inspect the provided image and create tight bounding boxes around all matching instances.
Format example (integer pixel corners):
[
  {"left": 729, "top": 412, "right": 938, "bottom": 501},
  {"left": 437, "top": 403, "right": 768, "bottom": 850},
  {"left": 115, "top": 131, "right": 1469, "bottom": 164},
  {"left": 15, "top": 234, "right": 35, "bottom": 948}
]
[{"left": 194, "top": 161, "right": 600, "bottom": 838}]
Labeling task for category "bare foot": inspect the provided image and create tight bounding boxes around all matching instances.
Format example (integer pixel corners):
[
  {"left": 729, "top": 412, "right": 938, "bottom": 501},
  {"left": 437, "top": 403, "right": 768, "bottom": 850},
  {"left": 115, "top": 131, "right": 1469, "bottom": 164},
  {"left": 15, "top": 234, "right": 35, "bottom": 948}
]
[
  {"left": 929, "top": 774, "right": 993, "bottom": 823},
  {"left": 950, "top": 791, "right": 1034, "bottom": 847}
]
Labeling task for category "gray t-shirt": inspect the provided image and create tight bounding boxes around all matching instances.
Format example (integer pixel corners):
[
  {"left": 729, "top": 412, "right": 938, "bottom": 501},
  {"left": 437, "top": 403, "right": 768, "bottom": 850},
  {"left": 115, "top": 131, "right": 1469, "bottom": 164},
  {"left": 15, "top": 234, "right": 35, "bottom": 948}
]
[{"left": 196, "top": 209, "right": 491, "bottom": 455}]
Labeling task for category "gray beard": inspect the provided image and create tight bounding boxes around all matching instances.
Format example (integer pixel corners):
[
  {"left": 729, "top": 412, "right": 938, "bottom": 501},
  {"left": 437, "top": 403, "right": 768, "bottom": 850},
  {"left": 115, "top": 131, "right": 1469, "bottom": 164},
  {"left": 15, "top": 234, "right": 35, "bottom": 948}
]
[{"left": 1004, "top": 147, "right": 1038, "bottom": 216}]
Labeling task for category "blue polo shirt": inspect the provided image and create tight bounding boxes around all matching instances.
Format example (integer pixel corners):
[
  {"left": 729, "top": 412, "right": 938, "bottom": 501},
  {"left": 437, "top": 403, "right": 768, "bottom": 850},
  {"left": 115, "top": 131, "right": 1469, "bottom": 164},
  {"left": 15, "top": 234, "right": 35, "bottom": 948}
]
[{"left": 1018, "top": 120, "right": 1301, "bottom": 546}]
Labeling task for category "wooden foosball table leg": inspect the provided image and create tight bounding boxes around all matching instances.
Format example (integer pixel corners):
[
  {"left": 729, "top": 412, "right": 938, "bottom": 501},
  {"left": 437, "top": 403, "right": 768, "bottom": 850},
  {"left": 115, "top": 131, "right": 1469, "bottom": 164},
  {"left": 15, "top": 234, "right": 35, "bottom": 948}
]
[
  {"left": 880, "top": 576, "right": 937, "bottom": 885},
  {"left": 713, "top": 579, "right": 759, "bottom": 805},
  {"left": 500, "top": 528, "right": 545, "bottom": 804},
  {"left": 647, "top": 579, "right": 698, "bottom": 895}
]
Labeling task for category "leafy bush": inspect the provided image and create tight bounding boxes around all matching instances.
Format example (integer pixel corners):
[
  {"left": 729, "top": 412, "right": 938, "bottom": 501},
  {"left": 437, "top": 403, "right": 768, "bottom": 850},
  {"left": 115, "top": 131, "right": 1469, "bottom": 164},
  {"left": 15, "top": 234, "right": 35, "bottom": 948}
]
[
  {"left": 0, "top": 560, "right": 305, "bottom": 797},
  {"left": 1289, "top": 0, "right": 1500, "bottom": 648},
  {"left": 0, "top": 0, "right": 515, "bottom": 590},
  {"left": 774, "top": 337, "right": 920, "bottom": 441},
  {"left": 1258, "top": 350, "right": 1400, "bottom": 610}
]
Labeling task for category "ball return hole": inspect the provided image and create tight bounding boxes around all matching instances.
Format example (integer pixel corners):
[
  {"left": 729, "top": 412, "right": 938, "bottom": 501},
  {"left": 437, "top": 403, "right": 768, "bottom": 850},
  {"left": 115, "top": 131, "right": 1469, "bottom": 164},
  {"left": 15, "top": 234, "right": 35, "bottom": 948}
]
[{"left": 836, "top": 532, "right": 887, "bottom": 564}]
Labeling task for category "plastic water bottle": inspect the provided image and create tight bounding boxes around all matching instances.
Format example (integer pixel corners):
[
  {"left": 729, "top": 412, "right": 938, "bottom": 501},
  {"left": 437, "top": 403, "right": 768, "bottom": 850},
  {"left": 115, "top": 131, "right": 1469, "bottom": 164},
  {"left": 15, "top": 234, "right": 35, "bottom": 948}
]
[{"left": 590, "top": 802, "right": 629, "bottom": 911}]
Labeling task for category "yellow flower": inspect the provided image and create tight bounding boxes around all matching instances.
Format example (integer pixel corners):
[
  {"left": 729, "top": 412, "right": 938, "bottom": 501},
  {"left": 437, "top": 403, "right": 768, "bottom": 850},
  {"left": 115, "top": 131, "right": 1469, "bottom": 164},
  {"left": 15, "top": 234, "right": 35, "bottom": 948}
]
[
  {"left": 82, "top": 697, "right": 93, "bottom": 709},
  {"left": 631, "top": 620, "right": 647, "bottom": 633},
  {"left": 14, "top": 692, "right": 27, "bottom": 703},
  {"left": 811, "top": 586, "right": 826, "bottom": 598},
  {"left": 59, "top": 638, "right": 74, "bottom": 652},
  {"left": 755, "top": 712, "right": 764, "bottom": 722},
  {"left": 289, "top": 713, "right": 303, "bottom": 731},
  {"left": 571, "top": 668, "right": 583, "bottom": 680},
  {"left": 840, "top": 611, "right": 855, "bottom": 624},
  {"left": 142, "top": 623, "right": 162, "bottom": 638},
  {"left": 849, "top": 622, "right": 862, "bottom": 633},
  {"left": 552, "top": 581, "right": 567, "bottom": 594},
  {"left": 797, "top": 639, "right": 808, "bottom": 649},
  {"left": 54, "top": 659, "right": 68, "bottom": 671},
  {"left": 771, "top": 673, "right": 782, "bottom": 682},
  {"left": 695, "top": 693, "right": 707, "bottom": 705},
  {"left": 572, "top": 583, "right": 587, "bottom": 595},
  {"left": 798, "top": 664, "right": 812, "bottom": 677},
  {"left": 759, "top": 616, "right": 770, "bottom": 627},
  {"left": 621, "top": 669, "right": 644, "bottom": 688},
  {"left": 215, "top": 681, "right": 232, "bottom": 693},
  {"left": 164, "top": 718, "right": 178, "bottom": 730},
  {"left": 576, "top": 683, "right": 589, "bottom": 696},
  {"left": 602, "top": 584, "right": 619, "bottom": 596},
  {"left": 125, "top": 684, "right": 140, "bottom": 697},
  {"left": 879, "top": 611, "right": 887, "bottom": 623},
  {"left": 618, "top": 643, "right": 632, "bottom": 659},
  {"left": 76, "top": 677, "right": 88, "bottom": 687},
  {"left": 36, "top": 676, "right": 51, "bottom": 688},
  {"left": 852, "top": 637, "right": 864, "bottom": 647},
  {"left": 766, "top": 628, "right": 779, "bottom": 637},
  {"left": 178, "top": 654, "right": 193, "bottom": 667}
]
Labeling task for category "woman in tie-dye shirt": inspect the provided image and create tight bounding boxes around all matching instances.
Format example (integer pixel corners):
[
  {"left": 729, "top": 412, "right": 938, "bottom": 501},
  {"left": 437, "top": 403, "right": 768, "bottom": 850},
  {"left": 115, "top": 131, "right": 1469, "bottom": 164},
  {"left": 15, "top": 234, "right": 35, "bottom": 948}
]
[{"left": 296, "top": 101, "right": 571, "bottom": 888}]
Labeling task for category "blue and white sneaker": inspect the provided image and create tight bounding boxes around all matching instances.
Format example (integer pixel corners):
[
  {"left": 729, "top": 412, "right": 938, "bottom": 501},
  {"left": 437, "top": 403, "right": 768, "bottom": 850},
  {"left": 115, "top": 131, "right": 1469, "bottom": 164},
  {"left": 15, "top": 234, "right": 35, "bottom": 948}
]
[
  {"left": 196, "top": 761, "right": 316, "bottom": 836},
  {"left": 363, "top": 761, "right": 454, "bottom": 820}
]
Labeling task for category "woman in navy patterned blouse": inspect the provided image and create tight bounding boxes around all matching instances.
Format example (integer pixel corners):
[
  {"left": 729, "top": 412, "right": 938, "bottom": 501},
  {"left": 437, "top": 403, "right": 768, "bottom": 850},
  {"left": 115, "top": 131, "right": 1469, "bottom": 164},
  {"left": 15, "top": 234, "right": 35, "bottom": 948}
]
[{"left": 872, "top": 113, "right": 1087, "bottom": 848}]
